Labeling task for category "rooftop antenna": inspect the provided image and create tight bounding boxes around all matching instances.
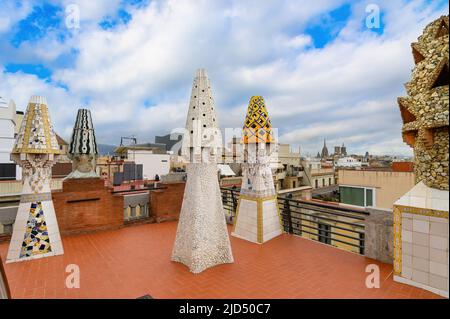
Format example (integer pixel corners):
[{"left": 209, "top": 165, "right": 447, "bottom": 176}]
[{"left": 120, "top": 135, "right": 137, "bottom": 146}]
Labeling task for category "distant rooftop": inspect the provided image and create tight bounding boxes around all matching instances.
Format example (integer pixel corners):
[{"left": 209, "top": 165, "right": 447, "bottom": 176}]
[
  {"left": 391, "top": 162, "right": 414, "bottom": 172},
  {"left": 0, "top": 222, "right": 441, "bottom": 299},
  {"left": 114, "top": 143, "right": 167, "bottom": 155},
  {"left": 55, "top": 133, "right": 68, "bottom": 146},
  {"left": 339, "top": 164, "right": 414, "bottom": 172}
]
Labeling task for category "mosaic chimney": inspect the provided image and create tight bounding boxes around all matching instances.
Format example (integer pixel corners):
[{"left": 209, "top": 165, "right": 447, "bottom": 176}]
[
  {"left": 66, "top": 108, "right": 99, "bottom": 178},
  {"left": 172, "top": 69, "right": 233, "bottom": 273},
  {"left": 7, "top": 95, "right": 64, "bottom": 263},
  {"left": 393, "top": 15, "right": 449, "bottom": 298},
  {"left": 398, "top": 15, "right": 449, "bottom": 191},
  {"left": 232, "top": 96, "right": 283, "bottom": 244}
]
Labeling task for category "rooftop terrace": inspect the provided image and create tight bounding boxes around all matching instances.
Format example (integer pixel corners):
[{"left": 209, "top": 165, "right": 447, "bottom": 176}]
[{"left": 0, "top": 222, "right": 441, "bottom": 299}]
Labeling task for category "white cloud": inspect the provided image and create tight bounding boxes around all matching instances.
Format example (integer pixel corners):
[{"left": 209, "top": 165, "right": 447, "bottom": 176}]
[
  {"left": 0, "top": 67, "right": 81, "bottom": 137},
  {"left": 0, "top": 1, "right": 33, "bottom": 33},
  {"left": 284, "top": 35, "right": 313, "bottom": 49},
  {"left": 58, "top": 0, "right": 122, "bottom": 23},
  {"left": 0, "top": 0, "right": 447, "bottom": 155}
]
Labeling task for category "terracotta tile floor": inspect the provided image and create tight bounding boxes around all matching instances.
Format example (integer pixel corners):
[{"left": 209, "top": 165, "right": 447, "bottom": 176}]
[{"left": 0, "top": 222, "right": 442, "bottom": 299}]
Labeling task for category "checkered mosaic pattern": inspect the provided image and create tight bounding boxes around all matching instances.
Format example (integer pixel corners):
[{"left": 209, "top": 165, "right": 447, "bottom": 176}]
[
  {"left": 242, "top": 96, "right": 274, "bottom": 144},
  {"left": 12, "top": 101, "right": 61, "bottom": 154},
  {"left": 20, "top": 202, "right": 52, "bottom": 258}
]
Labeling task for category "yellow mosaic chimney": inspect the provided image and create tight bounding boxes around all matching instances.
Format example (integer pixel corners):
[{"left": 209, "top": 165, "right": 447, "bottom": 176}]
[
  {"left": 12, "top": 95, "right": 62, "bottom": 155},
  {"left": 242, "top": 96, "right": 274, "bottom": 144},
  {"left": 7, "top": 95, "right": 64, "bottom": 263},
  {"left": 232, "top": 96, "right": 283, "bottom": 244}
]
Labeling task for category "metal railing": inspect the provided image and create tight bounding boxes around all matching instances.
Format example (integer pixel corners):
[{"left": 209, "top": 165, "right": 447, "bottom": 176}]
[
  {"left": 221, "top": 187, "right": 239, "bottom": 224},
  {"left": 278, "top": 196, "right": 365, "bottom": 254},
  {"left": 220, "top": 187, "right": 366, "bottom": 255}
]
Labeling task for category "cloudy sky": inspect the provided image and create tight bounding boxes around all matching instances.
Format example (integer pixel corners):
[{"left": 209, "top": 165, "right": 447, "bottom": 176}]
[{"left": 0, "top": 0, "right": 448, "bottom": 156}]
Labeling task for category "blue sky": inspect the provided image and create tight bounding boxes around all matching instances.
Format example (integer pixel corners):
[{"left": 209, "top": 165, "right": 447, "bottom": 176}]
[{"left": 0, "top": 0, "right": 448, "bottom": 156}]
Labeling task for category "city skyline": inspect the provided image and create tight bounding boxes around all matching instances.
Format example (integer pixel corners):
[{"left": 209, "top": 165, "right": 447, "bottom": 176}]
[{"left": 0, "top": 0, "right": 448, "bottom": 156}]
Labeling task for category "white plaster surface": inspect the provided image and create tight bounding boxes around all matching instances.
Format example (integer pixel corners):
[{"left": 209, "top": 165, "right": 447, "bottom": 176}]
[
  {"left": 394, "top": 275, "right": 449, "bottom": 298},
  {"left": 395, "top": 181, "right": 449, "bottom": 211},
  {"left": 396, "top": 181, "right": 449, "bottom": 297},
  {"left": 233, "top": 197, "right": 282, "bottom": 244},
  {"left": 262, "top": 199, "right": 282, "bottom": 241},
  {"left": 232, "top": 199, "right": 258, "bottom": 243}
]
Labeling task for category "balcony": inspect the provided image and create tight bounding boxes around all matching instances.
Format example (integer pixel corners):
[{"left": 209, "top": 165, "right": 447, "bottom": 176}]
[
  {"left": 0, "top": 188, "right": 442, "bottom": 299},
  {"left": 223, "top": 187, "right": 366, "bottom": 255},
  {"left": 0, "top": 221, "right": 440, "bottom": 299},
  {"left": 276, "top": 171, "right": 286, "bottom": 180}
]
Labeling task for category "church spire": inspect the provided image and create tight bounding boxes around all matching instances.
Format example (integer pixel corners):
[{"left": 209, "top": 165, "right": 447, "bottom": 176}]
[{"left": 321, "top": 138, "right": 329, "bottom": 158}]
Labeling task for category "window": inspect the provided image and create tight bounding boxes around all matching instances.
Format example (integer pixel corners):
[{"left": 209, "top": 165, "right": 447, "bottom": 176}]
[
  {"left": 339, "top": 186, "right": 375, "bottom": 207},
  {"left": 340, "top": 186, "right": 364, "bottom": 206},
  {"left": 359, "top": 232, "right": 365, "bottom": 255},
  {"left": 322, "top": 179, "right": 325, "bottom": 187},
  {"left": 292, "top": 181, "right": 296, "bottom": 188},
  {"left": 366, "top": 189, "right": 373, "bottom": 206},
  {"left": 0, "top": 164, "right": 16, "bottom": 180},
  {"left": 318, "top": 222, "right": 331, "bottom": 245},
  {"left": 329, "top": 178, "right": 332, "bottom": 185},
  {"left": 315, "top": 180, "right": 318, "bottom": 188}
]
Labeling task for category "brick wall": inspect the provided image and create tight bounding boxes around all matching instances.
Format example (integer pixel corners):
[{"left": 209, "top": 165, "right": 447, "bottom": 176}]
[
  {"left": 392, "top": 161, "right": 414, "bottom": 172},
  {"left": 52, "top": 162, "right": 72, "bottom": 178},
  {"left": 150, "top": 182, "right": 185, "bottom": 222},
  {"left": 52, "top": 178, "right": 124, "bottom": 236}
]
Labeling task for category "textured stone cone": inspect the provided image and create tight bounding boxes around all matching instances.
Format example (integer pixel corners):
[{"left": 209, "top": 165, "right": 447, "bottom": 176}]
[
  {"left": 232, "top": 96, "right": 283, "bottom": 244},
  {"left": 67, "top": 108, "right": 99, "bottom": 178},
  {"left": 7, "top": 95, "right": 64, "bottom": 263},
  {"left": 181, "top": 68, "right": 222, "bottom": 162},
  {"left": 172, "top": 163, "right": 234, "bottom": 273},
  {"left": 172, "top": 69, "right": 233, "bottom": 273},
  {"left": 398, "top": 15, "right": 449, "bottom": 190}
]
